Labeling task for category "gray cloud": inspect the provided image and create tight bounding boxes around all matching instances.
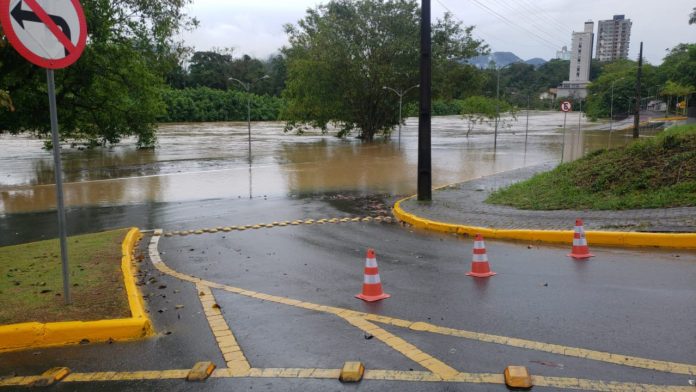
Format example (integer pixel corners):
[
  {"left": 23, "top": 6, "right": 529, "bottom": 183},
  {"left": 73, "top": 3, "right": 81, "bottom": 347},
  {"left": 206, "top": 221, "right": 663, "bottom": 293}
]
[{"left": 181, "top": 0, "right": 695, "bottom": 64}]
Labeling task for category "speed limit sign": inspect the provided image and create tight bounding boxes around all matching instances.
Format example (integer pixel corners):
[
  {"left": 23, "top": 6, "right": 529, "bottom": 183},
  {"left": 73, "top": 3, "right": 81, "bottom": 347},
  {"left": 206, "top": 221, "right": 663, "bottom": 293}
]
[{"left": 561, "top": 101, "right": 572, "bottom": 112}]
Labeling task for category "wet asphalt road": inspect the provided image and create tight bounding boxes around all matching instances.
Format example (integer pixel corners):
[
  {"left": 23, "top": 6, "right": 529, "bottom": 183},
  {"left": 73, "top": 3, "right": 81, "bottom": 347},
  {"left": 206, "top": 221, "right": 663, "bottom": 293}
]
[{"left": 1, "top": 196, "right": 695, "bottom": 391}]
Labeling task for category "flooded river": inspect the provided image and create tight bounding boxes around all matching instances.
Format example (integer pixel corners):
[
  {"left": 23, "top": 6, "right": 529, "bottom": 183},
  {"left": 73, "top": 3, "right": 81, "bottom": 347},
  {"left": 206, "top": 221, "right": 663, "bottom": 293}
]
[{"left": 0, "top": 111, "right": 658, "bottom": 215}]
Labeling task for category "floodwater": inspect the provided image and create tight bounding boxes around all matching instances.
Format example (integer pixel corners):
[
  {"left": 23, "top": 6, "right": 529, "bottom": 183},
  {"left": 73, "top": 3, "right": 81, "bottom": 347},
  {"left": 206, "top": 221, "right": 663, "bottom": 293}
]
[{"left": 0, "top": 111, "right": 659, "bottom": 215}]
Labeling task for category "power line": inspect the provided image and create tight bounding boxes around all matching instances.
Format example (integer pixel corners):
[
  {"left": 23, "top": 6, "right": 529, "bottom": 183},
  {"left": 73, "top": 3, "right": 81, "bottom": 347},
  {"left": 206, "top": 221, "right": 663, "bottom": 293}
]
[
  {"left": 434, "top": 0, "right": 549, "bottom": 53},
  {"left": 486, "top": 0, "right": 566, "bottom": 47},
  {"left": 501, "top": 0, "right": 572, "bottom": 38},
  {"left": 461, "top": 0, "right": 563, "bottom": 51}
]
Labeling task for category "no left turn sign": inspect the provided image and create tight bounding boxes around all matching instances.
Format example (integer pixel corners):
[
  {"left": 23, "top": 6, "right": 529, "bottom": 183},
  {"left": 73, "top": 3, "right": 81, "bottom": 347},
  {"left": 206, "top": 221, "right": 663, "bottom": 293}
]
[
  {"left": 561, "top": 101, "right": 572, "bottom": 112},
  {"left": 0, "top": 0, "right": 87, "bottom": 69}
]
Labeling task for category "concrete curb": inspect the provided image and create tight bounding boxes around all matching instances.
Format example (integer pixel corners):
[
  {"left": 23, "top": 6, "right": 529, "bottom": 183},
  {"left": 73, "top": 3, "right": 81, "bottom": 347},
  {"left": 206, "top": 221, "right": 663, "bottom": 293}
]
[
  {"left": 0, "top": 228, "right": 152, "bottom": 352},
  {"left": 393, "top": 197, "right": 696, "bottom": 250}
]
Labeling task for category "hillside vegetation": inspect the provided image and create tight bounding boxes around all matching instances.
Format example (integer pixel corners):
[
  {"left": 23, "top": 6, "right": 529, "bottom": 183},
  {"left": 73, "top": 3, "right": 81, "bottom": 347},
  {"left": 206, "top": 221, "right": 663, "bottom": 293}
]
[{"left": 487, "top": 124, "right": 696, "bottom": 210}]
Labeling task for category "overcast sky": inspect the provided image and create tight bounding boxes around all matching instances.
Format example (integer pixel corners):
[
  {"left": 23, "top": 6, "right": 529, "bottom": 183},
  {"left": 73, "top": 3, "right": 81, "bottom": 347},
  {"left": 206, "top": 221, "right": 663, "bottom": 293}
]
[{"left": 180, "top": 0, "right": 695, "bottom": 65}]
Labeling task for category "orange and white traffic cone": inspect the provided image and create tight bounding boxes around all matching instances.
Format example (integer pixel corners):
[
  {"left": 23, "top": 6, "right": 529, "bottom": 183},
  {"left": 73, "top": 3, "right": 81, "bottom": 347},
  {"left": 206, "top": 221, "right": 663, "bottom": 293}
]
[
  {"left": 355, "top": 249, "right": 390, "bottom": 302},
  {"left": 568, "top": 219, "right": 594, "bottom": 259},
  {"left": 466, "top": 234, "right": 497, "bottom": 278}
]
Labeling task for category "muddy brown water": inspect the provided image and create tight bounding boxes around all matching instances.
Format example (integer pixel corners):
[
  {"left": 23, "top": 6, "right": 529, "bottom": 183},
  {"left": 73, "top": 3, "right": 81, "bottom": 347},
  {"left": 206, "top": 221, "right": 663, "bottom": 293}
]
[{"left": 0, "top": 112, "right": 658, "bottom": 215}]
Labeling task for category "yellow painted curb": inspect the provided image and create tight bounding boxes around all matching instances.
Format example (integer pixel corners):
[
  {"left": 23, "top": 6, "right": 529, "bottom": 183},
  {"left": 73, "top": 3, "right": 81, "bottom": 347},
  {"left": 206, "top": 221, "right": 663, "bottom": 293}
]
[
  {"left": 0, "top": 228, "right": 152, "bottom": 352},
  {"left": 393, "top": 197, "right": 696, "bottom": 250}
]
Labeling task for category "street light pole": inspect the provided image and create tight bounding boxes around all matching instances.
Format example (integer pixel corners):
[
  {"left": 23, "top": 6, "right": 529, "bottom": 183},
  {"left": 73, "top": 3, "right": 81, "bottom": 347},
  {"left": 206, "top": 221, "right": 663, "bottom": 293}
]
[
  {"left": 493, "top": 63, "right": 514, "bottom": 151},
  {"left": 525, "top": 94, "right": 530, "bottom": 147},
  {"left": 383, "top": 84, "right": 419, "bottom": 150},
  {"left": 609, "top": 77, "right": 623, "bottom": 149},
  {"left": 229, "top": 75, "right": 269, "bottom": 162},
  {"left": 494, "top": 67, "right": 500, "bottom": 151}
]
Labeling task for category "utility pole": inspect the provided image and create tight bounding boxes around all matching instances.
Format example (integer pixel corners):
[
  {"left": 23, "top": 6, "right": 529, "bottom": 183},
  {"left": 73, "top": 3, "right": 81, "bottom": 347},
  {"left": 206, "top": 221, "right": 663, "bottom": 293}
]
[
  {"left": 633, "top": 42, "right": 643, "bottom": 139},
  {"left": 494, "top": 67, "right": 500, "bottom": 151},
  {"left": 524, "top": 94, "right": 530, "bottom": 152},
  {"left": 417, "top": 0, "right": 432, "bottom": 201}
]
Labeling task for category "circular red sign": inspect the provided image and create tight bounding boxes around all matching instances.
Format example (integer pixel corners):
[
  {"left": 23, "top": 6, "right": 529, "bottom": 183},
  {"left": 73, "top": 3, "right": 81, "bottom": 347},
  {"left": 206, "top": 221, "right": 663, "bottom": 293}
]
[
  {"left": 560, "top": 101, "right": 572, "bottom": 112},
  {"left": 0, "top": 0, "right": 87, "bottom": 69}
]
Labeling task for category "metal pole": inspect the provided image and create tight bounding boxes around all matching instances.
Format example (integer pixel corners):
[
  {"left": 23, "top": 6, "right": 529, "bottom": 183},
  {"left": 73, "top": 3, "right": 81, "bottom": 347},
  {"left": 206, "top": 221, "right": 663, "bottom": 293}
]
[
  {"left": 47, "top": 69, "right": 71, "bottom": 305},
  {"left": 609, "top": 81, "right": 614, "bottom": 149},
  {"left": 633, "top": 42, "right": 643, "bottom": 139},
  {"left": 398, "top": 91, "right": 403, "bottom": 150},
  {"left": 524, "top": 94, "right": 530, "bottom": 152},
  {"left": 246, "top": 89, "right": 251, "bottom": 163},
  {"left": 494, "top": 67, "right": 500, "bottom": 151},
  {"left": 417, "top": 0, "right": 432, "bottom": 201},
  {"left": 561, "top": 111, "right": 567, "bottom": 163}
]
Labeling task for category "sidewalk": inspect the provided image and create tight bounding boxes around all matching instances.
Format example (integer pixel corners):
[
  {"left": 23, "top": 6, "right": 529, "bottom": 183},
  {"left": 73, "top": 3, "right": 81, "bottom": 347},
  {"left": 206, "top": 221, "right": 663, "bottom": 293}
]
[{"left": 397, "top": 163, "right": 696, "bottom": 233}]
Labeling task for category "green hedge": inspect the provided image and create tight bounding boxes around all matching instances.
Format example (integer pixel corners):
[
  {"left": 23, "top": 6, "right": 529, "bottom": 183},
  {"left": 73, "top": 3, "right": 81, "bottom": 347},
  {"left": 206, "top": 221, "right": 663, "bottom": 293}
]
[{"left": 160, "top": 87, "right": 285, "bottom": 122}]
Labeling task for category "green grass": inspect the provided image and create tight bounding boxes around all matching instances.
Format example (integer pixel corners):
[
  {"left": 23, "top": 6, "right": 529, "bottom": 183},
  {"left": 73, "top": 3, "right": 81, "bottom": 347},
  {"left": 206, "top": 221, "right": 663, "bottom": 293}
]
[
  {"left": 487, "top": 124, "right": 696, "bottom": 210},
  {"left": 0, "top": 229, "right": 131, "bottom": 324}
]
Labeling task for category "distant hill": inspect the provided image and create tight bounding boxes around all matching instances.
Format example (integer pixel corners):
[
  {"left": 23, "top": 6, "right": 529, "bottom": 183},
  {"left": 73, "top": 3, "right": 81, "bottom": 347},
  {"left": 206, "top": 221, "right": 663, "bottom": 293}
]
[
  {"left": 525, "top": 58, "right": 547, "bottom": 67},
  {"left": 467, "top": 52, "right": 522, "bottom": 68},
  {"left": 467, "top": 52, "right": 548, "bottom": 68}
]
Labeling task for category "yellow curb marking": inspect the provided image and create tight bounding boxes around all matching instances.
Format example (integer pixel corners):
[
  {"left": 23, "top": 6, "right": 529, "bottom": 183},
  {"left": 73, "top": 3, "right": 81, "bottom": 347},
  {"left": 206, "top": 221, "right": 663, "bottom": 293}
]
[
  {"left": 0, "top": 228, "right": 151, "bottom": 353},
  {"left": 392, "top": 194, "right": 696, "bottom": 249}
]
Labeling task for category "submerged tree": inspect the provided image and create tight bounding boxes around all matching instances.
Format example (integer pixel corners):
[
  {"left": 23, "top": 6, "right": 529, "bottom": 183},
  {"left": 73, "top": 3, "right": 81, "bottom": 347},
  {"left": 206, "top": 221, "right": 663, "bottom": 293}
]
[
  {"left": 282, "top": 0, "right": 486, "bottom": 141},
  {"left": 461, "top": 96, "right": 516, "bottom": 137}
]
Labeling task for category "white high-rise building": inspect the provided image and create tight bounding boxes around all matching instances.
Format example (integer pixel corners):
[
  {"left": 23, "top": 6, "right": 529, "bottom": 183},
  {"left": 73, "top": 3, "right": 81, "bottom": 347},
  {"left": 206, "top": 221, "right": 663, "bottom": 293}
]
[
  {"left": 556, "top": 46, "right": 571, "bottom": 61},
  {"left": 557, "top": 21, "right": 594, "bottom": 99},
  {"left": 596, "top": 15, "right": 632, "bottom": 62}
]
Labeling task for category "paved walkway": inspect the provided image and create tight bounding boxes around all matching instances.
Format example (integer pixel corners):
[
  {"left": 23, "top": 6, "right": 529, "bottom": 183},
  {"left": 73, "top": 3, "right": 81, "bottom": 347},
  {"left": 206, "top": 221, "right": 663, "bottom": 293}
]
[{"left": 398, "top": 163, "right": 696, "bottom": 232}]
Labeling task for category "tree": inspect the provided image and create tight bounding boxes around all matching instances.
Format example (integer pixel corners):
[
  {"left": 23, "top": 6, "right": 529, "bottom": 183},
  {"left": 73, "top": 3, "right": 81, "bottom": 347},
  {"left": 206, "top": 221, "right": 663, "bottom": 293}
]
[
  {"left": 282, "top": 0, "right": 486, "bottom": 141},
  {"left": 188, "top": 50, "right": 235, "bottom": 89},
  {"left": 659, "top": 44, "right": 696, "bottom": 88},
  {"left": 690, "top": 7, "right": 696, "bottom": 24},
  {"left": 460, "top": 96, "right": 515, "bottom": 137},
  {"left": 661, "top": 80, "right": 695, "bottom": 115},
  {"left": 0, "top": 0, "right": 197, "bottom": 148},
  {"left": 431, "top": 13, "right": 489, "bottom": 100},
  {"left": 0, "top": 90, "right": 13, "bottom": 112},
  {"left": 585, "top": 60, "right": 659, "bottom": 120}
]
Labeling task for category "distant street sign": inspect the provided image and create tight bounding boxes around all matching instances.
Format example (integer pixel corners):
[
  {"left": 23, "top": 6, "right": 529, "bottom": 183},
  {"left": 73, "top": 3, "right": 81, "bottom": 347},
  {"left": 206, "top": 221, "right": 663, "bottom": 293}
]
[
  {"left": 0, "top": 0, "right": 87, "bottom": 69},
  {"left": 561, "top": 101, "right": 572, "bottom": 112}
]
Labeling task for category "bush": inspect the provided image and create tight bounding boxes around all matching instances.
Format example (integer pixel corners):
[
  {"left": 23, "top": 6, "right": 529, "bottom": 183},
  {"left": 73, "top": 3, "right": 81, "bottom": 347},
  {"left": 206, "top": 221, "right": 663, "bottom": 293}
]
[{"left": 159, "top": 87, "right": 285, "bottom": 122}]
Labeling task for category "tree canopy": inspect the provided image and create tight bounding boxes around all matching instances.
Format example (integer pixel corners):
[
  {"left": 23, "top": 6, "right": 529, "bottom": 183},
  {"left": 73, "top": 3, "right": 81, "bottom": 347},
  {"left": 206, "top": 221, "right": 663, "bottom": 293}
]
[
  {"left": 281, "top": 0, "right": 487, "bottom": 141},
  {"left": 0, "top": 0, "right": 197, "bottom": 147}
]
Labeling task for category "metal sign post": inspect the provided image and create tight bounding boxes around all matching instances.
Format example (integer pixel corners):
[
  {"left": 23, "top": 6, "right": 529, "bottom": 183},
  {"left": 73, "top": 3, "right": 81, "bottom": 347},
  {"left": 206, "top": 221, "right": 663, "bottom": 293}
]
[
  {"left": 46, "top": 69, "right": 71, "bottom": 304},
  {"left": 1, "top": 0, "right": 88, "bottom": 304},
  {"left": 560, "top": 101, "right": 572, "bottom": 163}
]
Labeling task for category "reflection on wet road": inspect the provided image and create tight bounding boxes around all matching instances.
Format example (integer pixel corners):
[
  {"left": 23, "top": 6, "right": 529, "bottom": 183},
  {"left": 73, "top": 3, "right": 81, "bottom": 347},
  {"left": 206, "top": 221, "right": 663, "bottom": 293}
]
[{"left": 0, "top": 113, "right": 657, "bottom": 214}]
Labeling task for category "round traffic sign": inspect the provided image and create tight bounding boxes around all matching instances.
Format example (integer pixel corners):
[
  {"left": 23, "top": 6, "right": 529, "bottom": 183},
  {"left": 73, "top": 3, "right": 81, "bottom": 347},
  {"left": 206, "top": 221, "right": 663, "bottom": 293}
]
[
  {"left": 0, "top": 0, "right": 87, "bottom": 69},
  {"left": 561, "top": 101, "right": 572, "bottom": 112}
]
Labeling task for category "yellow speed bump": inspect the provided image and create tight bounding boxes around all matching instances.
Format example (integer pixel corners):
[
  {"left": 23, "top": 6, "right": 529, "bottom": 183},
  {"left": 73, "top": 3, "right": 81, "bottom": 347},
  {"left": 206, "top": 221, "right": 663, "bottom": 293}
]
[
  {"left": 186, "top": 361, "right": 216, "bottom": 381},
  {"left": 30, "top": 367, "right": 70, "bottom": 387},
  {"left": 504, "top": 366, "right": 532, "bottom": 389},
  {"left": 339, "top": 361, "right": 365, "bottom": 383}
]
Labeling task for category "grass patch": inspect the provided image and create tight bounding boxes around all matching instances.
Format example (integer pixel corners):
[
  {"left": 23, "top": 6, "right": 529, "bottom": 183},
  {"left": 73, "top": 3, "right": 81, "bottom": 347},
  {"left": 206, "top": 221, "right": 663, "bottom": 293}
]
[
  {"left": 0, "top": 229, "right": 132, "bottom": 324},
  {"left": 487, "top": 124, "right": 696, "bottom": 210}
]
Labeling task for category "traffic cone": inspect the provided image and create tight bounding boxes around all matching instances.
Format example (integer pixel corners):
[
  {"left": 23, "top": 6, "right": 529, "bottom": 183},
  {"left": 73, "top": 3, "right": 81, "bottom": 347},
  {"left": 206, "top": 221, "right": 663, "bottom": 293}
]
[
  {"left": 466, "top": 234, "right": 497, "bottom": 278},
  {"left": 355, "top": 249, "right": 390, "bottom": 302},
  {"left": 568, "top": 219, "right": 594, "bottom": 259}
]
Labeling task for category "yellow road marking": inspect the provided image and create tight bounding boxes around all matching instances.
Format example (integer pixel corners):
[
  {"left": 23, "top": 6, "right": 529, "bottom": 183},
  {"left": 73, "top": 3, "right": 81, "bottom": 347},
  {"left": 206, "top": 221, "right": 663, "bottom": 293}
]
[
  {"left": 2, "top": 369, "right": 694, "bottom": 391},
  {"left": 147, "top": 234, "right": 696, "bottom": 380},
  {"left": 162, "top": 216, "right": 393, "bottom": 236},
  {"left": 196, "top": 284, "right": 251, "bottom": 375},
  {"left": 340, "top": 317, "right": 459, "bottom": 380}
]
